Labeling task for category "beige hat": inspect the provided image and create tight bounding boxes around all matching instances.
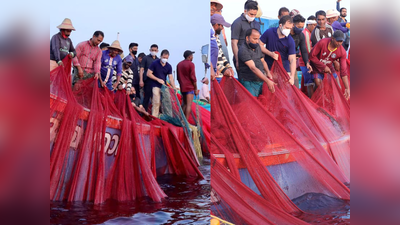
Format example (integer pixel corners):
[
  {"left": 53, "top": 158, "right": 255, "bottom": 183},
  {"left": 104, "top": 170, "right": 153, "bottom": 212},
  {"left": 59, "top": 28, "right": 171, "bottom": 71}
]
[
  {"left": 326, "top": 9, "right": 340, "bottom": 18},
  {"left": 210, "top": 0, "right": 223, "bottom": 10},
  {"left": 57, "top": 18, "right": 76, "bottom": 31},
  {"left": 107, "top": 40, "right": 123, "bottom": 53}
]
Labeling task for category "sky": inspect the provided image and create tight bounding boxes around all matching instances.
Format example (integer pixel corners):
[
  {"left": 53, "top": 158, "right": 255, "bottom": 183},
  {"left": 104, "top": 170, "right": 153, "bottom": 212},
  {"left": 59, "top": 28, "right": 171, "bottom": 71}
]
[
  {"left": 217, "top": 0, "right": 351, "bottom": 75},
  {"left": 50, "top": 0, "right": 209, "bottom": 89}
]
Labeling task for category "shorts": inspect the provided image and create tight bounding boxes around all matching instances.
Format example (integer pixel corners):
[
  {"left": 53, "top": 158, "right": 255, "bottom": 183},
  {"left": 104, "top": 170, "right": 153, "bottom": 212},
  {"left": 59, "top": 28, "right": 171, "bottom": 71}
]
[
  {"left": 315, "top": 73, "right": 338, "bottom": 80},
  {"left": 182, "top": 90, "right": 195, "bottom": 95},
  {"left": 239, "top": 79, "right": 263, "bottom": 97},
  {"left": 300, "top": 66, "right": 314, "bottom": 86}
]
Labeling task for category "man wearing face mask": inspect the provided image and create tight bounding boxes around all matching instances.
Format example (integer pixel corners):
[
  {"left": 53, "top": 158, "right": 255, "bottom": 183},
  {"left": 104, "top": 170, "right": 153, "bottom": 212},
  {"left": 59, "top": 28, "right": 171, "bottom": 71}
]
[
  {"left": 146, "top": 49, "right": 176, "bottom": 117},
  {"left": 259, "top": 15, "right": 296, "bottom": 85},
  {"left": 50, "top": 18, "right": 77, "bottom": 71},
  {"left": 177, "top": 50, "right": 198, "bottom": 119},
  {"left": 290, "top": 14, "right": 313, "bottom": 89},
  {"left": 211, "top": 13, "right": 234, "bottom": 82},
  {"left": 309, "top": 30, "right": 350, "bottom": 99},
  {"left": 238, "top": 28, "right": 276, "bottom": 97},
  {"left": 99, "top": 40, "right": 123, "bottom": 91},
  {"left": 140, "top": 44, "right": 159, "bottom": 111},
  {"left": 231, "top": 0, "right": 265, "bottom": 72},
  {"left": 311, "top": 10, "right": 333, "bottom": 47},
  {"left": 127, "top": 43, "right": 141, "bottom": 100}
]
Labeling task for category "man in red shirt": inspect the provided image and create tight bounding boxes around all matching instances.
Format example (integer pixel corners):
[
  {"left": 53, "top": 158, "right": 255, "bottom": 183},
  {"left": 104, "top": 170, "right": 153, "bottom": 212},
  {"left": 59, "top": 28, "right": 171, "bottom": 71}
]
[
  {"left": 309, "top": 30, "right": 350, "bottom": 99},
  {"left": 177, "top": 50, "right": 198, "bottom": 119}
]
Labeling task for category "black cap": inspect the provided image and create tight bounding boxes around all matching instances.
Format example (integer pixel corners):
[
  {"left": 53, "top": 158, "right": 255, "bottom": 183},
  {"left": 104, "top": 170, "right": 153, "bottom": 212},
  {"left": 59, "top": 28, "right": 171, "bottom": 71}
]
[
  {"left": 333, "top": 30, "right": 345, "bottom": 42},
  {"left": 183, "top": 50, "right": 195, "bottom": 58}
]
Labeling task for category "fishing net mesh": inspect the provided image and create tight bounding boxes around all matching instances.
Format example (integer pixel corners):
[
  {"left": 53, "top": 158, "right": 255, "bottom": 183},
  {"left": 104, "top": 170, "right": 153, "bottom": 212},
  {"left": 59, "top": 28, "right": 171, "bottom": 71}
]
[{"left": 50, "top": 57, "right": 203, "bottom": 204}]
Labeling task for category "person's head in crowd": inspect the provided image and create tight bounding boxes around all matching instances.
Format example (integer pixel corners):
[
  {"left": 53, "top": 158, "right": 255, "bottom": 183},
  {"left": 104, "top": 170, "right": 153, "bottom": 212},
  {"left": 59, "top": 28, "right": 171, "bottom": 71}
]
[
  {"left": 340, "top": 7, "right": 347, "bottom": 18},
  {"left": 292, "top": 14, "right": 305, "bottom": 35},
  {"left": 210, "top": 0, "right": 223, "bottom": 16},
  {"left": 278, "top": 7, "right": 290, "bottom": 19},
  {"left": 278, "top": 15, "right": 293, "bottom": 37},
  {"left": 57, "top": 18, "right": 75, "bottom": 37},
  {"left": 160, "top": 49, "right": 169, "bottom": 64},
  {"left": 183, "top": 50, "right": 195, "bottom": 61},
  {"left": 108, "top": 40, "right": 123, "bottom": 57},
  {"left": 331, "top": 30, "right": 345, "bottom": 48},
  {"left": 315, "top": 10, "right": 327, "bottom": 28},
  {"left": 245, "top": 28, "right": 261, "bottom": 49},
  {"left": 123, "top": 56, "right": 133, "bottom": 69},
  {"left": 138, "top": 52, "right": 146, "bottom": 63},
  {"left": 211, "top": 14, "right": 231, "bottom": 35},
  {"left": 129, "top": 42, "right": 138, "bottom": 56},
  {"left": 326, "top": 9, "right": 340, "bottom": 25},
  {"left": 306, "top": 15, "right": 317, "bottom": 32},
  {"left": 150, "top": 44, "right": 158, "bottom": 57},
  {"left": 100, "top": 42, "right": 109, "bottom": 50},
  {"left": 243, "top": 0, "right": 258, "bottom": 22},
  {"left": 91, "top": 31, "right": 104, "bottom": 47},
  {"left": 201, "top": 77, "right": 209, "bottom": 85},
  {"left": 289, "top": 9, "right": 300, "bottom": 18}
]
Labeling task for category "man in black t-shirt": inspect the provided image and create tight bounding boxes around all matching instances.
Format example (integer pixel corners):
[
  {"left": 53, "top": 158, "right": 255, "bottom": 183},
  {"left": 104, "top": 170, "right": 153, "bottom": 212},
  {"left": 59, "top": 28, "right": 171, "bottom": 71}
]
[
  {"left": 140, "top": 44, "right": 159, "bottom": 111},
  {"left": 238, "top": 28, "right": 275, "bottom": 97}
]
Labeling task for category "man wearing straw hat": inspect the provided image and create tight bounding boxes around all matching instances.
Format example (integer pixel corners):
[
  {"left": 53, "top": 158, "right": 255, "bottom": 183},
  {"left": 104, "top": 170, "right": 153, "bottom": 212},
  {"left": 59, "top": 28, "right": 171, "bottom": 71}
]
[
  {"left": 50, "top": 18, "right": 77, "bottom": 71},
  {"left": 99, "top": 40, "right": 123, "bottom": 91}
]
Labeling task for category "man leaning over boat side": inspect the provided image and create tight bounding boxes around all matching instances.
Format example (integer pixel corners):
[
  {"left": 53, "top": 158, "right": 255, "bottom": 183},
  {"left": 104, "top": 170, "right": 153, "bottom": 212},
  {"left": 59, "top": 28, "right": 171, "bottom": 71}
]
[
  {"left": 238, "top": 28, "right": 276, "bottom": 97},
  {"left": 50, "top": 18, "right": 77, "bottom": 72},
  {"left": 99, "top": 40, "right": 123, "bottom": 91},
  {"left": 308, "top": 30, "right": 350, "bottom": 99},
  {"left": 146, "top": 49, "right": 176, "bottom": 118},
  {"left": 71, "top": 31, "right": 104, "bottom": 86}
]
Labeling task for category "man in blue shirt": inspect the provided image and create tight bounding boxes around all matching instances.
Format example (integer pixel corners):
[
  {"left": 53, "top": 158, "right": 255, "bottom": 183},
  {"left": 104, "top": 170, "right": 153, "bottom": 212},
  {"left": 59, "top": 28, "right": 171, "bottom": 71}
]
[
  {"left": 99, "top": 40, "right": 123, "bottom": 91},
  {"left": 259, "top": 15, "right": 296, "bottom": 85},
  {"left": 146, "top": 49, "right": 176, "bottom": 117}
]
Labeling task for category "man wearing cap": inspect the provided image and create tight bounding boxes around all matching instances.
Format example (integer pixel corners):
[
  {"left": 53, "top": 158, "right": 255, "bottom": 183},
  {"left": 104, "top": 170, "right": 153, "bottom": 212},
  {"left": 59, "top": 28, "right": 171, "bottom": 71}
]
[
  {"left": 71, "top": 31, "right": 104, "bottom": 86},
  {"left": 231, "top": 1, "right": 263, "bottom": 72},
  {"left": 99, "top": 40, "right": 123, "bottom": 91},
  {"left": 311, "top": 10, "right": 334, "bottom": 47},
  {"left": 308, "top": 30, "right": 350, "bottom": 99},
  {"left": 177, "top": 50, "right": 198, "bottom": 119},
  {"left": 140, "top": 44, "right": 159, "bottom": 111},
  {"left": 259, "top": 15, "right": 296, "bottom": 85},
  {"left": 146, "top": 49, "right": 176, "bottom": 117},
  {"left": 50, "top": 18, "right": 77, "bottom": 71},
  {"left": 211, "top": 14, "right": 234, "bottom": 82},
  {"left": 238, "top": 28, "right": 276, "bottom": 97},
  {"left": 199, "top": 77, "right": 210, "bottom": 103},
  {"left": 326, "top": 9, "right": 350, "bottom": 51}
]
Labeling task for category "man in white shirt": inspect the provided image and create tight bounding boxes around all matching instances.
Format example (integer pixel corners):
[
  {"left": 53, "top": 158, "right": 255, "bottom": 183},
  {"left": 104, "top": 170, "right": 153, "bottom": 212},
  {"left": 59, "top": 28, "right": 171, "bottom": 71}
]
[{"left": 199, "top": 77, "right": 210, "bottom": 103}]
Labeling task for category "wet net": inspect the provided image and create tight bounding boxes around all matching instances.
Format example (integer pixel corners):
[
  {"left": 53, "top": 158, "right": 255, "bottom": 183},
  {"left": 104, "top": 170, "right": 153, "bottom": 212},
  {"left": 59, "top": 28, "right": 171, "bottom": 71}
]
[
  {"left": 210, "top": 57, "right": 350, "bottom": 223},
  {"left": 50, "top": 57, "right": 203, "bottom": 204},
  {"left": 258, "top": 53, "right": 350, "bottom": 180}
]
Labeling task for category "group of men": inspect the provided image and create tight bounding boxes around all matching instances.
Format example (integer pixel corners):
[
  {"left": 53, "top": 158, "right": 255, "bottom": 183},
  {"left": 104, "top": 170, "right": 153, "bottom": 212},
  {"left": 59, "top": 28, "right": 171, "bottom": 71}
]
[
  {"left": 210, "top": 0, "right": 350, "bottom": 99},
  {"left": 50, "top": 18, "right": 209, "bottom": 119}
]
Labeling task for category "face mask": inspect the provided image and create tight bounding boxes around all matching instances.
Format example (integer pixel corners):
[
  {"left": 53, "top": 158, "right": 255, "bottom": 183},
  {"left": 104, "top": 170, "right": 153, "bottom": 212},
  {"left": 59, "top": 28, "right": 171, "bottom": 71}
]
[
  {"left": 132, "top": 50, "right": 137, "bottom": 55},
  {"left": 215, "top": 28, "right": 222, "bottom": 35},
  {"left": 293, "top": 26, "right": 303, "bottom": 34},
  {"left": 280, "top": 26, "right": 291, "bottom": 37},
  {"left": 161, "top": 58, "right": 168, "bottom": 64},
  {"left": 245, "top": 14, "right": 255, "bottom": 22},
  {"left": 247, "top": 41, "right": 258, "bottom": 50},
  {"left": 150, "top": 51, "right": 157, "bottom": 56}
]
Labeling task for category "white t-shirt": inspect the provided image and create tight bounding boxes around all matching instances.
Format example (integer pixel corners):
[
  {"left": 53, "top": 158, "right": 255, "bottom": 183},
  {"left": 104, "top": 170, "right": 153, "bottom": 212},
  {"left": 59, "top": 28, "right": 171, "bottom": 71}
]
[{"left": 199, "top": 83, "right": 210, "bottom": 100}]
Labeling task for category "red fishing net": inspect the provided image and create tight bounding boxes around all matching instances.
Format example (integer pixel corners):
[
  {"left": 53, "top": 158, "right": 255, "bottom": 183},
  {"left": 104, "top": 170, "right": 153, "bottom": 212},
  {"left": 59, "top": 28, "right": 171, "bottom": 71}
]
[
  {"left": 210, "top": 55, "right": 350, "bottom": 223},
  {"left": 50, "top": 57, "right": 203, "bottom": 204}
]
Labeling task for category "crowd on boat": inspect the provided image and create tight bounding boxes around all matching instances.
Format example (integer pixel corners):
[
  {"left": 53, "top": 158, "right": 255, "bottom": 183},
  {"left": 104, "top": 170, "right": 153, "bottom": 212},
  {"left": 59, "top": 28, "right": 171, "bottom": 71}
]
[
  {"left": 210, "top": 0, "right": 350, "bottom": 99},
  {"left": 50, "top": 20, "right": 210, "bottom": 119}
]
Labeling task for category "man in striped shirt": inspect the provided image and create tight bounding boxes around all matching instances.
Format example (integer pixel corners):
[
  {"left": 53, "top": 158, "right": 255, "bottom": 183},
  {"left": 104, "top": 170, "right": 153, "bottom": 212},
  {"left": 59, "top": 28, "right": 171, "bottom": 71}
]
[{"left": 72, "top": 31, "right": 104, "bottom": 85}]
